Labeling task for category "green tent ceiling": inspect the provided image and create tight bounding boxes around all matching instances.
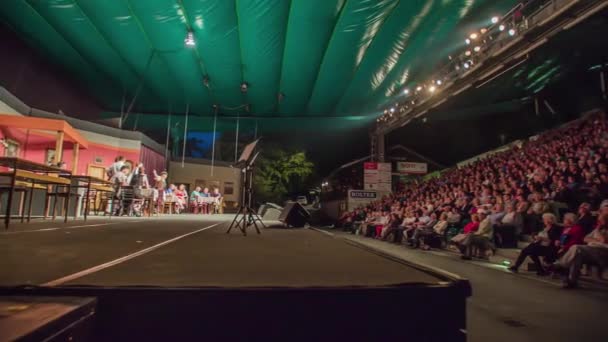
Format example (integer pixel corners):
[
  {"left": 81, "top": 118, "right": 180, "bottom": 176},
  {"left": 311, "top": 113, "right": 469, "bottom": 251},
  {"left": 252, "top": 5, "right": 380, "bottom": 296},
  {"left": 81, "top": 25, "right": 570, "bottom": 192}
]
[{"left": 0, "top": 0, "right": 520, "bottom": 124}]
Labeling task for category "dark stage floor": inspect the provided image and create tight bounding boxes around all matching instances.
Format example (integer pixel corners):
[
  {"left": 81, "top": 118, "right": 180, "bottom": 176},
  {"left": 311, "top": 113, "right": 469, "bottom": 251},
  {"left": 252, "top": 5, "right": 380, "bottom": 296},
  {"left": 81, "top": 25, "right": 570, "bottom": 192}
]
[{"left": 0, "top": 216, "right": 440, "bottom": 288}]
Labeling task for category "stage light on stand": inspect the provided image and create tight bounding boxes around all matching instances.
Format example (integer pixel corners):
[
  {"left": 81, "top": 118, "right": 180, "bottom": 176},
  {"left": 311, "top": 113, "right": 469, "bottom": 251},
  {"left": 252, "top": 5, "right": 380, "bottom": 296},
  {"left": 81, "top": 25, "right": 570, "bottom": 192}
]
[{"left": 184, "top": 31, "right": 196, "bottom": 47}]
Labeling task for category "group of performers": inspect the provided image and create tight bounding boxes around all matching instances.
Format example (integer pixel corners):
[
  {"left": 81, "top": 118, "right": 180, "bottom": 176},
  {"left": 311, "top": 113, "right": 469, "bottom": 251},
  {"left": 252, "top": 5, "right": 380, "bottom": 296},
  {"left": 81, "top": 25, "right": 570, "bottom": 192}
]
[{"left": 106, "top": 156, "right": 222, "bottom": 215}]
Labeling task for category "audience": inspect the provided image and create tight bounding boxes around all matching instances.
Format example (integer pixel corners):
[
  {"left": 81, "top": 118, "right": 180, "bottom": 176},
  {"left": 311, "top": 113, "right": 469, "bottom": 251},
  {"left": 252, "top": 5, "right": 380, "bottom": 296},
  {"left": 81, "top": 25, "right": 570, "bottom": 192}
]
[{"left": 340, "top": 112, "right": 607, "bottom": 287}]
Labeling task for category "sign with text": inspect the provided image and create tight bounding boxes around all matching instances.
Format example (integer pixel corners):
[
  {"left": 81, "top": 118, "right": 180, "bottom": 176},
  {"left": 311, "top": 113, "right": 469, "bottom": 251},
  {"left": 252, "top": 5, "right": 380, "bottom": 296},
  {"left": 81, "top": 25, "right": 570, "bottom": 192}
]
[
  {"left": 349, "top": 190, "right": 377, "bottom": 199},
  {"left": 364, "top": 162, "right": 392, "bottom": 191},
  {"left": 397, "top": 162, "right": 428, "bottom": 175}
]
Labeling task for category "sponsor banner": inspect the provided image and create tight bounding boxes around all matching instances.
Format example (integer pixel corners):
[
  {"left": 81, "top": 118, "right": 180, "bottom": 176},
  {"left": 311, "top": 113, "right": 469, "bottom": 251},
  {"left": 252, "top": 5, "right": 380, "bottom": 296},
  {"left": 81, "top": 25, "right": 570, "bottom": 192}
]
[
  {"left": 397, "top": 162, "right": 428, "bottom": 175},
  {"left": 349, "top": 190, "right": 377, "bottom": 199}
]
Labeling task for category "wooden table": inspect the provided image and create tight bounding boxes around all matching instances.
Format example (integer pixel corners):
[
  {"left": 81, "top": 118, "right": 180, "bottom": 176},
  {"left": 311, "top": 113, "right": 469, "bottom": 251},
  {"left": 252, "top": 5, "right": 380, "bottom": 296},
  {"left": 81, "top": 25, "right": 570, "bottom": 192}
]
[
  {"left": 68, "top": 175, "right": 114, "bottom": 221},
  {"left": 0, "top": 157, "right": 72, "bottom": 229}
]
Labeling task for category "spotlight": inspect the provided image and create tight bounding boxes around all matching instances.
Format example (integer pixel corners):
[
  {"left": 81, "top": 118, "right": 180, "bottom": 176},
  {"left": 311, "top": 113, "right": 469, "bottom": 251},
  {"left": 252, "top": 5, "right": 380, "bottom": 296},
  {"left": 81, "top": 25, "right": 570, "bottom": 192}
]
[
  {"left": 436, "top": 80, "right": 442, "bottom": 85},
  {"left": 463, "top": 62, "right": 470, "bottom": 69},
  {"left": 184, "top": 31, "right": 195, "bottom": 46},
  {"left": 474, "top": 46, "right": 481, "bottom": 52},
  {"left": 240, "top": 82, "right": 249, "bottom": 93},
  {"left": 491, "top": 16, "right": 499, "bottom": 24},
  {"left": 465, "top": 38, "right": 471, "bottom": 45},
  {"left": 508, "top": 28, "right": 516, "bottom": 36},
  {"left": 384, "top": 109, "right": 388, "bottom": 114},
  {"left": 470, "top": 33, "right": 478, "bottom": 40},
  {"left": 403, "top": 89, "right": 410, "bottom": 95},
  {"left": 390, "top": 107, "right": 395, "bottom": 113},
  {"left": 448, "top": 55, "right": 453, "bottom": 60},
  {"left": 422, "top": 117, "right": 427, "bottom": 123},
  {"left": 203, "top": 75, "right": 210, "bottom": 87},
  {"left": 480, "top": 28, "right": 487, "bottom": 34},
  {"left": 416, "top": 86, "right": 422, "bottom": 92},
  {"left": 429, "top": 86, "right": 436, "bottom": 93},
  {"left": 499, "top": 24, "right": 505, "bottom": 31},
  {"left": 465, "top": 50, "right": 471, "bottom": 56},
  {"left": 455, "top": 65, "right": 461, "bottom": 71}
]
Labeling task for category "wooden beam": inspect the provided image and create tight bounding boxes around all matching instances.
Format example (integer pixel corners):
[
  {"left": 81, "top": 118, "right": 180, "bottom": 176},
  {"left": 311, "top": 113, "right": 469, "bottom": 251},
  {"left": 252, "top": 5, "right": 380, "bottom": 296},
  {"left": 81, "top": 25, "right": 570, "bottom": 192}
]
[
  {"left": 53, "top": 131, "right": 64, "bottom": 165},
  {"left": 72, "top": 143, "right": 80, "bottom": 174}
]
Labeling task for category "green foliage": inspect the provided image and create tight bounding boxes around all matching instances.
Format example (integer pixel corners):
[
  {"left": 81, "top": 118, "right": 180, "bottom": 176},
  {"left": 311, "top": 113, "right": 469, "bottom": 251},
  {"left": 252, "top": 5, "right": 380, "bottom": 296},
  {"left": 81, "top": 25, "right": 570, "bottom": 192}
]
[{"left": 254, "top": 147, "right": 315, "bottom": 203}]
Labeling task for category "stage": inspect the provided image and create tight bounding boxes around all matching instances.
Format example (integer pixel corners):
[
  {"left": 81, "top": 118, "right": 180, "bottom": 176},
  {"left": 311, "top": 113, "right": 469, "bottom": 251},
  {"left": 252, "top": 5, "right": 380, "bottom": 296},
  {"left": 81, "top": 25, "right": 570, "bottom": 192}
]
[{"left": 0, "top": 215, "right": 470, "bottom": 341}]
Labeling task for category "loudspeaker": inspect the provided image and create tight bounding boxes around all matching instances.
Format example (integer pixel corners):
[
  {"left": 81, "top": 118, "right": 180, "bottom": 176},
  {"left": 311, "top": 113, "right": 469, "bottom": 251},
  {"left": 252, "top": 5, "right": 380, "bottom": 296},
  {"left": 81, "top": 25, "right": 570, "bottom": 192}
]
[{"left": 278, "top": 202, "right": 310, "bottom": 228}]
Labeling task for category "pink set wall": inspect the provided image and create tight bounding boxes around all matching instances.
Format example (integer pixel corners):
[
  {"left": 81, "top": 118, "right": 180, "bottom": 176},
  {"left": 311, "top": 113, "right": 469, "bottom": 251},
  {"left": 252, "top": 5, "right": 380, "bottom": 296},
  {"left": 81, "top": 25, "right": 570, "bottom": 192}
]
[{"left": 4, "top": 129, "right": 164, "bottom": 179}]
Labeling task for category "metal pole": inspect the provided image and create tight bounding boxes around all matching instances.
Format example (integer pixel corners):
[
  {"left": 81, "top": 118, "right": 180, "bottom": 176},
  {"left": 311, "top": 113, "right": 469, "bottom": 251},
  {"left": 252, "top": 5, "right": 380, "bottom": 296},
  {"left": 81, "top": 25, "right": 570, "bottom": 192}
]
[
  {"left": 211, "top": 108, "right": 218, "bottom": 177},
  {"left": 182, "top": 104, "right": 189, "bottom": 168},
  {"left": 165, "top": 106, "right": 172, "bottom": 164},
  {"left": 122, "top": 50, "right": 156, "bottom": 127},
  {"left": 234, "top": 115, "right": 240, "bottom": 162}
]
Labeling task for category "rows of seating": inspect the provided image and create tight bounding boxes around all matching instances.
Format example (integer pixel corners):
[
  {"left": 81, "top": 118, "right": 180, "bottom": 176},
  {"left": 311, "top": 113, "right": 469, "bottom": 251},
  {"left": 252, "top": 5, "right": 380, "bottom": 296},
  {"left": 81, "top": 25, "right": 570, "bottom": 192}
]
[{"left": 338, "top": 111, "right": 608, "bottom": 288}]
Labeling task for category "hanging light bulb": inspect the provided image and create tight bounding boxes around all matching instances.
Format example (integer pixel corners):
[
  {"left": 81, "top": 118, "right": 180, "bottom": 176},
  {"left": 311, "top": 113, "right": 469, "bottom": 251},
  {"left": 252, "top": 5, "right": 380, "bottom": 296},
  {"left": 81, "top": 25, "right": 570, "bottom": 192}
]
[{"left": 184, "top": 31, "right": 195, "bottom": 46}]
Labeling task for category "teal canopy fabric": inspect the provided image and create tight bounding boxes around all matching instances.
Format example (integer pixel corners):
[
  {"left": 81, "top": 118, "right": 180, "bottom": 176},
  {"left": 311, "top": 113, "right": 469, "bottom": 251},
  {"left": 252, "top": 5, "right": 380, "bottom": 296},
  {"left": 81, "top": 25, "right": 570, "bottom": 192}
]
[{"left": 0, "top": 0, "right": 520, "bottom": 131}]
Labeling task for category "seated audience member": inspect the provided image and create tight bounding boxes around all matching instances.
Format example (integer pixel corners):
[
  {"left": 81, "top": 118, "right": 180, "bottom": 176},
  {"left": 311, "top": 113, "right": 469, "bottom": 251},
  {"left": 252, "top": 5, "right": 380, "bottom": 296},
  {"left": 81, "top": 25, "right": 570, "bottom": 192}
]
[
  {"left": 451, "top": 214, "right": 480, "bottom": 251},
  {"left": 190, "top": 186, "right": 202, "bottom": 213},
  {"left": 174, "top": 184, "right": 188, "bottom": 213},
  {"left": 374, "top": 211, "right": 391, "bottom": 238},
  {"left": 461, "top": 210, "right": 494, "bottom": 259},
  {"left": 556, "top": 213, "right": 585, "bottom": 258},
  {"left": 509, "top": 213, "right": 561, "bottom": 275},
  {"left": 381, "top": 213, "right": 404, "bottom": 242},
  {"left": 409, "top": 213, "right": 438, "bottom": 248},
  {"left": 553, "top": 213, "right": 608, "bottom": 288},
  {"left": 494, "top": 203, "right": 523, "bottom": 248},
  {"left": 489, "top": 203, "right": 506, "bottom": 226},
  {"left": 418, "top": 213, "right": 449, "bottom": 250},
  {"left": 576, "top": 202, "right": 596, "bottom": 234},
  {"left": 447, "top": 207, "right": 462, "bottom": 225},
  {"left": 199, "top": 187, "right": 211, "bottom": 214},
  {"left": 525, "top": 192, "right": 550, "bottom": 234}
]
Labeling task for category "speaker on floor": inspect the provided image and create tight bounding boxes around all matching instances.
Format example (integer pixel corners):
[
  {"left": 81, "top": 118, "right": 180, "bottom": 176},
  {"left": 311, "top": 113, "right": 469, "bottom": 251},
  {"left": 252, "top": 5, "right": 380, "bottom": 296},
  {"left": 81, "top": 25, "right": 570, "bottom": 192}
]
[{"left": 278, "top": 202, "right": 310, "bottom": 228}]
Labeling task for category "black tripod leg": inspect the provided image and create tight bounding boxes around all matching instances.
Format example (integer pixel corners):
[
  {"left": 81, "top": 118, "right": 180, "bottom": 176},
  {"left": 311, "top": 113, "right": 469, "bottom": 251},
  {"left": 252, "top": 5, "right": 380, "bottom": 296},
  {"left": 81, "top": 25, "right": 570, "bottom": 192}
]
[
  {"left": 227, "top": 206, "right": 244, "bottom": 233},
  {"left": 251, "top": 213, "right": 261, "bottom": 234}
]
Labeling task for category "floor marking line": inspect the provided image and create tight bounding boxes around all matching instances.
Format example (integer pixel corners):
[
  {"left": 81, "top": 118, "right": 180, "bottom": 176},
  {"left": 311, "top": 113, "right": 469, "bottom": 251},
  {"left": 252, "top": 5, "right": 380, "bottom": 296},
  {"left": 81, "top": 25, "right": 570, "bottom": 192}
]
[
  {"left": 0, "top": 220, "right": 143, "bottom": 235},
  {"left": 42, "top": 223, "right": 221, "bottom": 287}
]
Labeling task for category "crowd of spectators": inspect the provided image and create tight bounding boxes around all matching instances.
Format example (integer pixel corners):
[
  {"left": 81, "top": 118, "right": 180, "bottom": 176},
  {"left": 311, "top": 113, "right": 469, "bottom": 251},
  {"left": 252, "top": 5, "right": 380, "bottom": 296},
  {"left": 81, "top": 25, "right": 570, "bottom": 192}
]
[{"left": 337, "top": 111, "right": 608, "bottom": 288}]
